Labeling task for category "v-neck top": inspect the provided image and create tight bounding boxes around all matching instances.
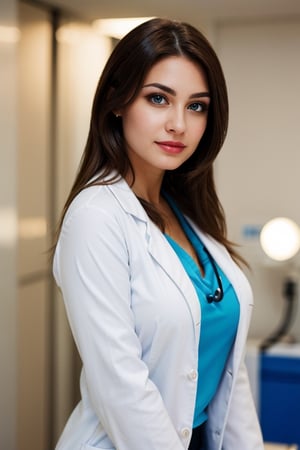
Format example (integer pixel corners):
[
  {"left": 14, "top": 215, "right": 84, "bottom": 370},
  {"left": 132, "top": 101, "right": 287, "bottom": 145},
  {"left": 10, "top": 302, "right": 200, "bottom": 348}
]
[{"left": 164, "top": 198, "right": 240, "bottom": 428}]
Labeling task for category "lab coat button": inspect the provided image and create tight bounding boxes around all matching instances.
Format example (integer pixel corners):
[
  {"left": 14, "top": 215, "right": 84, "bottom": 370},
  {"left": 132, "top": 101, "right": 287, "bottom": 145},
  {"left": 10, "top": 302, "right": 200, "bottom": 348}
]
[
  {"left": 188, "top": 369, "right": 198, "bottom": 381},
  {"left": 181, "top": 427, "right": 191, "bottom": 438}
]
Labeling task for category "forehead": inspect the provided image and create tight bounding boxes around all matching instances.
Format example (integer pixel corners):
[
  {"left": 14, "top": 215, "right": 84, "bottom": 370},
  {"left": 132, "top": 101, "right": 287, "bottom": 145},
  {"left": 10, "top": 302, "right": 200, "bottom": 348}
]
[{"left": 143, "top": 56, "right": 209, "bottom": 91}]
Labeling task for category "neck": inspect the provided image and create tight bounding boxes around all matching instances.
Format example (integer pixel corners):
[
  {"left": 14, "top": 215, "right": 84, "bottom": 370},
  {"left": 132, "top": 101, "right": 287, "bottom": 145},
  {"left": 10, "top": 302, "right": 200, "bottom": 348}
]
[{"left": 125, "top": 170, "right": 165, "bottom": 205}]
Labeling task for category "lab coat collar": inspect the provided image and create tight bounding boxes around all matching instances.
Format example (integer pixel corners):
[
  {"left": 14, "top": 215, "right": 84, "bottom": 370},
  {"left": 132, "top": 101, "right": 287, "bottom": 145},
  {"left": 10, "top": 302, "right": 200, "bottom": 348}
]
[
  {"left": 106, "top": 176, "right": 149, "bottom": 223},
  {"left": 107, "top": 177, "right": 253, "bottom": 348},
  {"left": 107, "top": 178, "right": 201, "bottom": 332}
]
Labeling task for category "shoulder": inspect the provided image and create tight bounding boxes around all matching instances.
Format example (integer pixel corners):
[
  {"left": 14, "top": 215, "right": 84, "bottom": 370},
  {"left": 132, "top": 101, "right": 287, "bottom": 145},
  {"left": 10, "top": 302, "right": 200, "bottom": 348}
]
[
  {"left": 53, "top": 184, "right": 131, "bottom": 288},
  {"left": 56, "top": 184, "right": 131, "bottom": 255},
  {"left": 55, "top": 183, "right": 130, "bottom": 260},
  {"left": 58, "top": 177, "right": 149, "bottom": 249},
  {"left": 62, "top": 180, "right": 134, "bottom": 232},
  {"left": 63, "top": 176, "right": 147, "bottom": 227},
  {"left": 65, "top": 184, "right": 118, "bottom": 221}
]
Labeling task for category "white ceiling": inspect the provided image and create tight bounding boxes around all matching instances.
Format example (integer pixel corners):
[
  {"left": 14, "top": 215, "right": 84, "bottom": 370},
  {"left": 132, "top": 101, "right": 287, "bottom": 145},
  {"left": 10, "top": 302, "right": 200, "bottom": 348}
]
[{"left": 45, "top": 0, "right": 300, "bottom": 26}]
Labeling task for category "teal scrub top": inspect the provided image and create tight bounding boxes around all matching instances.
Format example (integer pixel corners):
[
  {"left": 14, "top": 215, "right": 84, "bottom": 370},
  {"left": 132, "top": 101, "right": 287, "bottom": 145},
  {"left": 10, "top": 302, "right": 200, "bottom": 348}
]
[{"left": 164, "top": 199, "right": 240, "bottom": 427}]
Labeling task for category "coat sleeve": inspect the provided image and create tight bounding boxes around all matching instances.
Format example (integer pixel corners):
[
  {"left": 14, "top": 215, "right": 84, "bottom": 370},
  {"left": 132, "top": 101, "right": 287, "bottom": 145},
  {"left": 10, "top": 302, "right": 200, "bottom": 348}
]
[
  {"left": 222, "top": 361, "right": 264, "bottom": 450},
  {"left": 54, "top": 202, "right": 185, "bottom": 450}
]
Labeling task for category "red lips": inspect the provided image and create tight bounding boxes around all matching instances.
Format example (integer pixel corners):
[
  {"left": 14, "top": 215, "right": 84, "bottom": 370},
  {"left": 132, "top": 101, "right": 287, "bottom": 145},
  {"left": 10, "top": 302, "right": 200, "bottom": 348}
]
[{"left": 155, "top": 141, "right": 186, "bottom": 154}]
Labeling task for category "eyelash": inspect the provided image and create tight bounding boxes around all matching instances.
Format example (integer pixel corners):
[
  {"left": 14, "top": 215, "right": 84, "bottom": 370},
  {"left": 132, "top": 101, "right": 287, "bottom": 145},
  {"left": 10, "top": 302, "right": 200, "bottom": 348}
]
[
  {"left": 146, "top": 94, "right": 168, "bottom": 107},
  {"left": 146, "top": 94, "right": 208, "bottom": 112},
  {"left": 188, "top": 102, "right": 209, "bottom": 113}
]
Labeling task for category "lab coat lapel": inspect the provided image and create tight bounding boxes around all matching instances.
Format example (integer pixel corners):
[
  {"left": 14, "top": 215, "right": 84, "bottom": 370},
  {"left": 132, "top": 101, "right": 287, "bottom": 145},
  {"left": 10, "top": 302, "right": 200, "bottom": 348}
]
[
  {"left": 107, "top": 180, "right": 201, "bottom": 329},
  {"left": 187, "top": 217, "right": 254, "bottom": 366},
  {"left": 146, "top": 219, "right": 201, "bottom": 328}
]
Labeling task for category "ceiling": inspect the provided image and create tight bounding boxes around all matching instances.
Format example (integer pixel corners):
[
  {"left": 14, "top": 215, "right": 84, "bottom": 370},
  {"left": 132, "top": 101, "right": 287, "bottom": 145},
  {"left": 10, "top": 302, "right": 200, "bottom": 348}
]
[{"left": 44, "top": 0, "right": 300, "bottom": 26}]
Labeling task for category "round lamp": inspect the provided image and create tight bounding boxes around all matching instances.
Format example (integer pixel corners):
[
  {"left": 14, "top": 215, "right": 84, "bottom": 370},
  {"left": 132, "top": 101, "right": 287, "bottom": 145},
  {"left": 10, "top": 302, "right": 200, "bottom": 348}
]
[
  {"left": 259, "top": 217, "right": 300, "bottom": 351},
  {"left": 260, "top": 217, "right": 300, "bottom": 262}
]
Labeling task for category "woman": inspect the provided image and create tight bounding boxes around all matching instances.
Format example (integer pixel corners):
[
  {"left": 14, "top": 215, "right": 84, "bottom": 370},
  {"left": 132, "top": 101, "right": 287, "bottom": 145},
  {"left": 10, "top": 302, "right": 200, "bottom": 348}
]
[{"left": 53, "top": 18, "right": 264, "bottom": 450}]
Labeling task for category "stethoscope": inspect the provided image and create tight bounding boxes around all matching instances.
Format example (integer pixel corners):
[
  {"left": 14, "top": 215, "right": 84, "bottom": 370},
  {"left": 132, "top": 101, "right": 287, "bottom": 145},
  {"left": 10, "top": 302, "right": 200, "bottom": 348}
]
[
  {"left": 203, "top": 247, "right": 224, "bottom": 303},
  {"left": 161, "top": 192, "right": 224, "bottom": 303}
]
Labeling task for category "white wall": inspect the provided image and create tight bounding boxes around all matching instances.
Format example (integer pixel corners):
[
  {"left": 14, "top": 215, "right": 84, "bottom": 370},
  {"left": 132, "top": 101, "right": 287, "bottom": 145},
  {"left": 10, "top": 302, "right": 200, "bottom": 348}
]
[
  {"left": 215, "top": 19, "right": 300, "bottom": 340},
  {"left": 0, "top": 1, "right": 18, "bottom": 449}
]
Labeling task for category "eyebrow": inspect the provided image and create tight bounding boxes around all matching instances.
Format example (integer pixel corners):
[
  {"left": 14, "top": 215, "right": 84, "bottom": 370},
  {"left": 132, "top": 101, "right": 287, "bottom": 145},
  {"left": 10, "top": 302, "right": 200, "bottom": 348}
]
[{"left": 142, "top": 82, "right": 211, "bottom": 99}]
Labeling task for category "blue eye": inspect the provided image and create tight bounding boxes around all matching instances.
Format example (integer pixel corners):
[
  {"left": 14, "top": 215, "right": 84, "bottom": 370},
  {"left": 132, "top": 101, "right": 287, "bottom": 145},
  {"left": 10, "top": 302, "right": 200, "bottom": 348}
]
[
  {"left": 149, "top": 94, "right": 167, "bottom": 105},
  {"left": 188, "top": 102, "right": 207, "bottom": 112}
]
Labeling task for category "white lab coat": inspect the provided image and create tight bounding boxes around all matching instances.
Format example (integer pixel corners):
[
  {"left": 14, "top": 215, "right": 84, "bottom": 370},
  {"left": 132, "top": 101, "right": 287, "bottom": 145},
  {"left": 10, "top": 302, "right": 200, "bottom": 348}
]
[{"left": 53, "top": 177, "right": 264, "bottom": 450}]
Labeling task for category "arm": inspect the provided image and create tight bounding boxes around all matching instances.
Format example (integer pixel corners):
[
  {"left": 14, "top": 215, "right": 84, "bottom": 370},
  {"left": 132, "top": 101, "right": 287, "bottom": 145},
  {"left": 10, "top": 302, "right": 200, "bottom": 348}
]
[
  {"left": 222, "top": 361, "right": 264, "bottom": 450},
  {"left": 55, "top": 202, "right": 185, "bottom": 450}
]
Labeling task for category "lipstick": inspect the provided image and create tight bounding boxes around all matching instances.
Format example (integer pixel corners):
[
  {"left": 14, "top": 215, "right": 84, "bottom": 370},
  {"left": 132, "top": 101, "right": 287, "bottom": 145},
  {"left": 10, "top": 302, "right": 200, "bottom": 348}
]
[{"left": 155, "top": 141, "right": 186, "bottom": 154}]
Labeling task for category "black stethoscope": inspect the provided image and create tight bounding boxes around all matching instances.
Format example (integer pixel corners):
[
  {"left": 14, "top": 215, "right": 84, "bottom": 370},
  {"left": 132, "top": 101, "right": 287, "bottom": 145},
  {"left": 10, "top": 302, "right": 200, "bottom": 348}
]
[
  {"left": 162, "top": 192, "right": 224, "bottom": 303},
  {"left": 203, "top": 247, "right": 224, "bottom": 303}
]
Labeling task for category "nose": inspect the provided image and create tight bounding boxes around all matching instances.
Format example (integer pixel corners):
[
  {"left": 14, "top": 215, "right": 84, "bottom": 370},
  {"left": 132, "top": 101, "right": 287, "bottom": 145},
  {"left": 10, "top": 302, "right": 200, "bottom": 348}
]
[{"left": 165, "top": 107, "right": 186, "bottom": 134}]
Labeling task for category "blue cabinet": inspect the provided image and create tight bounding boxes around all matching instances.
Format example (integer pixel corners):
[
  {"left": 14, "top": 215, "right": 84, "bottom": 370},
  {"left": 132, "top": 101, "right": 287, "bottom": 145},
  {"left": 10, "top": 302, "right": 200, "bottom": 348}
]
[{"left": 260, "top": 353, "right": 300, "bottom": 447}]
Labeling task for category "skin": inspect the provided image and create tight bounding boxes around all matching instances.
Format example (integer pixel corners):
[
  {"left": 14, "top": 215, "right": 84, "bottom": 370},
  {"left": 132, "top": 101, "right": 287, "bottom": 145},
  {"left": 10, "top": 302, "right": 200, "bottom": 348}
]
[
  {"left": 120, "top": 55, "right": 210, "bottom": 203},
  {"left": 119, "top": 56, "right": 211, "bottom": 272}
]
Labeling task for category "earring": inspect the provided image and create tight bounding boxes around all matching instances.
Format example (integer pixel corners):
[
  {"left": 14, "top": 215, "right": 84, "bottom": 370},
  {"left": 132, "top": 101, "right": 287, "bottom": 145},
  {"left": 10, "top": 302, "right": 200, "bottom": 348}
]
[{"left": 115, "top": 113, "right": 121, "bottom": 118}]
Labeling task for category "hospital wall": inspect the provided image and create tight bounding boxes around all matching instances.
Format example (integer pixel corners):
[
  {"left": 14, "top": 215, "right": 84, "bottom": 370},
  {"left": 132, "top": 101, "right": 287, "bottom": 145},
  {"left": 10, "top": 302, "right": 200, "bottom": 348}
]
[
  {"left": 215, "top": 19, "right": 300, "bottom": 341},
  {"left": 0, "top": 0, "right": 18, "bottom": 448}
]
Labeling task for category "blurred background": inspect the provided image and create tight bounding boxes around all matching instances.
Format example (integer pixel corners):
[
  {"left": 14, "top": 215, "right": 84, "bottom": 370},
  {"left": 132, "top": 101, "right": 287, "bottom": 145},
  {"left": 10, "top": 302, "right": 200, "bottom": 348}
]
[{"left": 1, "top": 0, "right": 300, "bottom": 448}]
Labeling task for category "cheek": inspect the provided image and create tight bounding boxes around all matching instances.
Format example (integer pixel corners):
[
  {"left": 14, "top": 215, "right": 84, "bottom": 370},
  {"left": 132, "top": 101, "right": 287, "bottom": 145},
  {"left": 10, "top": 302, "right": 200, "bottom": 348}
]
[
  {"left": 123, "top": 108, "right": 159, "bottom": 142},
  {"left": 123, "top": 109, "right": 146, "bottom": 136},
  {"left": 195, "top": 117, "right": 207, "bottom": 140},
  {"left": 190, "top": 119, "right": 208, "bottom": 145}
]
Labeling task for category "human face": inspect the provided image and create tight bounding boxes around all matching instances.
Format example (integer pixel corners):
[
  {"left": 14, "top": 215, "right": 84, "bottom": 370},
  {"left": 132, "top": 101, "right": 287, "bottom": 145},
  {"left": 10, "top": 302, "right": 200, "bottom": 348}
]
[{"left": 120, "top": 56, "right": 210, "bottom": 180}]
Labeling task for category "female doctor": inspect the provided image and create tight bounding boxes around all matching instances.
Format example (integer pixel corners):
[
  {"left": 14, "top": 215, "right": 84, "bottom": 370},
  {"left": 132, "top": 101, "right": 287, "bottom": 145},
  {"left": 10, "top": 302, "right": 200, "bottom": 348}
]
[{"left": 53, "top": 18, "right": 264, "bottom": 450}]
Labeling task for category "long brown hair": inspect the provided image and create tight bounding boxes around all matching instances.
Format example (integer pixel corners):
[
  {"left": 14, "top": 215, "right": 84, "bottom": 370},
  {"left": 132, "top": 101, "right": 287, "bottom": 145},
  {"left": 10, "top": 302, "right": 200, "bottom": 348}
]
[{"left": 56, "top": 18, "right": 243, "bottom": 263}]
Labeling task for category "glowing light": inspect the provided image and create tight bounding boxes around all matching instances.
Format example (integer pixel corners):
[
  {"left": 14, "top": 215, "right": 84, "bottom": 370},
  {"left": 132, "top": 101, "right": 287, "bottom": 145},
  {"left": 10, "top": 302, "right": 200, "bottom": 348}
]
[
  {"left": 0, "top": 208, "right": 17, "bottom": 246},
  {"left": 260, "top": 217, "right": 300, "bottom": 261},
  {"left": 56, "top": 23, "right": 93, "bottom": 44},
  {"left": 0, "top": 26, "right": 20, "bottom": 43},
  {"left": 93, "top": 17, "right": 154, "bottom": 40}
]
